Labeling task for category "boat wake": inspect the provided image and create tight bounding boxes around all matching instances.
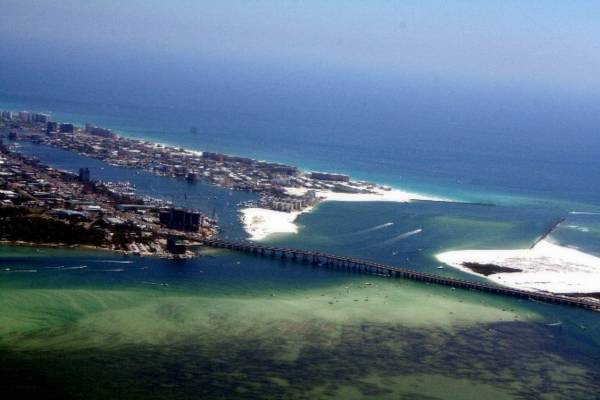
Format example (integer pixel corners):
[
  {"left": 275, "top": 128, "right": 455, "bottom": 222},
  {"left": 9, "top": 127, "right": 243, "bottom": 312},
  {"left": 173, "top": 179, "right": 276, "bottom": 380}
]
[
  {"left": 92, "top": 268, "right": 125, "bottom": 272},
  {"left": 344, "top": 222, "right": 394, "bottom": 236},
  {"left": 2, "top": 268, "right": 37, "bottom": 273},
  {"left": 89, "top": 260, "right": 134, "bottom": 264},
  {"left": 569, "top": 211, "right": 600, "bottom": 216},
  {"left": 374, "top": 229, "right": 423, "bottom": 246},
  {"left": 62, "top": 265, "right": 88, "bottom": 270}
]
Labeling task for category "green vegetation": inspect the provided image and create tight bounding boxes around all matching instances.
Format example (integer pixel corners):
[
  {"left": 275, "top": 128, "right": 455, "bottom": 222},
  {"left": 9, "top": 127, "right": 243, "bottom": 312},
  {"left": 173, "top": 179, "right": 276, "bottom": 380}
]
[{"left": 0, "top": 207, "right": 105, "bottom": 246}]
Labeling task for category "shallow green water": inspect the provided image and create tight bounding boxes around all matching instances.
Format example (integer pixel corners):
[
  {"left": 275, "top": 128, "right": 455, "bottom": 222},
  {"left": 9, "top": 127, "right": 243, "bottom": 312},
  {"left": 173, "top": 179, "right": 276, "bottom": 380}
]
[
  {"left": 2, "top": 143, "right": 599, "bottom": 398},
  {"left": 1, "top": 245, "right": 599, "bottom": 399}
]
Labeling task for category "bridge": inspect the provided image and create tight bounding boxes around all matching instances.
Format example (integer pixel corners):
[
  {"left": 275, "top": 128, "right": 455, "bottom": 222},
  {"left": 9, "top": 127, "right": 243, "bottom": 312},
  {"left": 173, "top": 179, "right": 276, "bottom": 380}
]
[{"left": 201, "top": 238, "right": 600, "bottom": 312}]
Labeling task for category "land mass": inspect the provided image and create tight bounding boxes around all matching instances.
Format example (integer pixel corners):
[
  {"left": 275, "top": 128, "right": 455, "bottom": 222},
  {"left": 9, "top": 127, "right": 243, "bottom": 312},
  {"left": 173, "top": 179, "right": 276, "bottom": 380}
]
[
  {"left": 1, "top": 109, "right": 444, "bottom": 241},
  {"left": 461, "top": 262, "right": 522, "bottom": 276},
  {"left": 0, "top": 135, "right": 217, "bottom": 257}
]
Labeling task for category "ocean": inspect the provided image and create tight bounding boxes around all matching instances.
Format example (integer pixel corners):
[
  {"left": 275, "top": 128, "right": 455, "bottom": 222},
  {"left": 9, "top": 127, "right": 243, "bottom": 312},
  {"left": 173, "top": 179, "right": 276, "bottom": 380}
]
[{"left": 1, "top": 71, "right": 600, "bottom": 398}]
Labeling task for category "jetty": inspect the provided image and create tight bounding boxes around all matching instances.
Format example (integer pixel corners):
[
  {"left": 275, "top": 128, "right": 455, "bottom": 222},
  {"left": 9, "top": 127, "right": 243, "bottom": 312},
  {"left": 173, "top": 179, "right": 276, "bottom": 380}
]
[
  {"left": 202, "top": 238, "right": 600, "bottom": 312},
  {"left": 530, "top": 217, "right": 566, "bottom": 249}
]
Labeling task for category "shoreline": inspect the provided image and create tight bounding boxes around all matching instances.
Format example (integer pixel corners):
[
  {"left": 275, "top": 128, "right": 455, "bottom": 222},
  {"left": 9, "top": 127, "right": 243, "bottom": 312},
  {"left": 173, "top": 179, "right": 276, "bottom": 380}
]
[
  {"left": 0, "top": 240, "right": 194, "bottom": 259},
  {"left": 436, "top": 239, "right": 600, "bottom": 295},
  {"left": 241, "top": 186, "right": 444, "bottom": 241},
  {"left": 3, "top": 111, "right": 447, "bottom": 243},
  {"left": 285, "top": 186, "right": 445, "bottom": 203},
  {"left": 239, "top": 208, "right": 308, "bottom": 241}
]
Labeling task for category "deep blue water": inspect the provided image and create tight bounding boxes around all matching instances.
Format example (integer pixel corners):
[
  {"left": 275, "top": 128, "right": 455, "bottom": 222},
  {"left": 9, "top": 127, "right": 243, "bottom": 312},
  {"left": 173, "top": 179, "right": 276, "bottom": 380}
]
[
  {"left": 3, "top": 69, "right": 600, "bottom": 398},
  {"left": 2, "top": 63, "right": 600, "bottom": 208}
]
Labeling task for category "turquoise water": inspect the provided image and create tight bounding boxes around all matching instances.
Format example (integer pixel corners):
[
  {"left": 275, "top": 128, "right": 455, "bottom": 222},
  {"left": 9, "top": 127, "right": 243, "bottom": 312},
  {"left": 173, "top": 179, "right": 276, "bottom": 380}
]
[
  {"left": 3, "top": 81, "right": 600, "bottom": 208},
  {"left": 0, "top": 140, "right": 597, "bottom": 398},
  {"left": 2, "top": 87, "right": 600, "bottom": 398},
  {"left": 1, "top": 245, "right": 600, "bottom": 399}
]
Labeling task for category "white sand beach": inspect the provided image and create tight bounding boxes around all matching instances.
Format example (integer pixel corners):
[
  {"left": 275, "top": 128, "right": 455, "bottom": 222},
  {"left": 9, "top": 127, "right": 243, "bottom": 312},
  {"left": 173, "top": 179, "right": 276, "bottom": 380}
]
[
  {"left": 240, "top": 207, "right": 306, "bottom": 241},
  {"left": 436, "top": 239, "right": 600, "bottom": 294},
  {"left": 284, "top": 186, "right": 444, "bottom": 203},
  {"left": 241, "top": 186, "right": 441, "bottom": 241}
]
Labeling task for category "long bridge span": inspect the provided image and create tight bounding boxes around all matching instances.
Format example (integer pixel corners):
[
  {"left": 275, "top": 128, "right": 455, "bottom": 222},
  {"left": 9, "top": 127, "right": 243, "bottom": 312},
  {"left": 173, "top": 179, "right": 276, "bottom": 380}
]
[{"left": 201, "top": 238, "right": 600, "bottom": 312}]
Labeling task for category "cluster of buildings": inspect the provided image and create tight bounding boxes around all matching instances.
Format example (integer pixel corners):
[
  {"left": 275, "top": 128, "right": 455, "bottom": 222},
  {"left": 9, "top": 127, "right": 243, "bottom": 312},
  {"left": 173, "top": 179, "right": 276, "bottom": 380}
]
[
  {"left": 159, "top": 208, "right": 202, "bottom": 231},
  {"left": 0, "top": 133, "right": 217, "bottom": 256},
  {"left": 256, "top": 189, "right": 319, "bottom": 212},
  {"left": 1, "top": 110, "right": 50, "bottom": 124},
  {"left": 2, "top": 109, "right": 383, "bottom": 216},
  {"left": 84, "top": 123, "right": 114, "bottom": 138}
]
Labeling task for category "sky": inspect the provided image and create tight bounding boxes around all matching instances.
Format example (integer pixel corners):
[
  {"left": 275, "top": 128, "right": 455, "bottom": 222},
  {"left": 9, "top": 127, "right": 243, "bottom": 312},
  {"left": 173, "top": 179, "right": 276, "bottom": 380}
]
[{"left": 1, "top": 0, "right": 600, "bottom": 93}]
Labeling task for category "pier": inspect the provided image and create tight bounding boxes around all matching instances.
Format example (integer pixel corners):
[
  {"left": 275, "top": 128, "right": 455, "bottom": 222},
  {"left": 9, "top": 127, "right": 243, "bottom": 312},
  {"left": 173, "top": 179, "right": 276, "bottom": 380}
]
[
  {"left": 530, "top": 217, "right": 566, "bottom": 249},
  {"left": 202, "top": 239, "right": 600, "bottom": 312}
]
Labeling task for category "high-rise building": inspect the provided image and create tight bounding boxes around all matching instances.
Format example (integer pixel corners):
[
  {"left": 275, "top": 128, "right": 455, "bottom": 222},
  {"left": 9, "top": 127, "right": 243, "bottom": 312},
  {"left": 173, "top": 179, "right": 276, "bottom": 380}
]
[
  {"left": 46, "top": 121, "right": 58, "bottom": 134},
  {"left": 0, "top": 111, "right": 14, "bottom": 120},
  {"left": 59, "top": 123, "right": 74, "bottom": 133},
  {"left": 159, "top": 208, "right": 202, "bottom": 231},
  {"left": 78, "top": 167, "right": 90, "bottom": 183}
]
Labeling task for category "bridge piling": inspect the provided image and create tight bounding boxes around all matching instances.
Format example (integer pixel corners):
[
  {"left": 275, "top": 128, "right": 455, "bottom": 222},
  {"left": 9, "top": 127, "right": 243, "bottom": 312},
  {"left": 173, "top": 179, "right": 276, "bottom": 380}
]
[{"left": 201, "top": 239, "right": 599, "bottom": 312}]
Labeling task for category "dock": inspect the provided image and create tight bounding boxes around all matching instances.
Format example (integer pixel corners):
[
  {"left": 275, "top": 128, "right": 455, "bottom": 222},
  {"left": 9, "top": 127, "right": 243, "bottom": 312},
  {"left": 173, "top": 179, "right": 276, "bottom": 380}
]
[{"left": 202, "top": 238, "right": 600, "bottom": 312}]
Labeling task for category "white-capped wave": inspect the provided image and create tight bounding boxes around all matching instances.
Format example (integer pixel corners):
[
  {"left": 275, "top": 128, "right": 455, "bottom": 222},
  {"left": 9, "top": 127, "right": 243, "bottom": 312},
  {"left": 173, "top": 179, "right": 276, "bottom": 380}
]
[{"left": 564, "top": 225, "right": 591, "bottom": 233}]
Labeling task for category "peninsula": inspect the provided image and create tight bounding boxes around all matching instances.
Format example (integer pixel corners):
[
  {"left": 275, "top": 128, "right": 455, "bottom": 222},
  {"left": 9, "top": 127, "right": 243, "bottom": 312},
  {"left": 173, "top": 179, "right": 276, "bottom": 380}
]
[
  {"left": 0, "top": 116, "right": 218, "bottom": 257},
  {"left": 1, "top": 110, "right": 437, "bottom": 240}
]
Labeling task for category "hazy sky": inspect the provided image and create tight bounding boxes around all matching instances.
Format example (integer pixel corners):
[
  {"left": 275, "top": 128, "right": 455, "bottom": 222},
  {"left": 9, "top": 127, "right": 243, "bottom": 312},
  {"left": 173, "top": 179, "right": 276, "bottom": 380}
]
[{"left": 2, "top": 0, "right": 600, "bottom": 92}]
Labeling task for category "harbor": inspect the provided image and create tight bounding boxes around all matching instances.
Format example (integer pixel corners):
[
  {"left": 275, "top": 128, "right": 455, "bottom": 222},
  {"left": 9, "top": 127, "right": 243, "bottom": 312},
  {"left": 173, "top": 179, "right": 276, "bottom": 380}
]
[{"left": 0, "top": 132, "right": 217, "bottom": 257}]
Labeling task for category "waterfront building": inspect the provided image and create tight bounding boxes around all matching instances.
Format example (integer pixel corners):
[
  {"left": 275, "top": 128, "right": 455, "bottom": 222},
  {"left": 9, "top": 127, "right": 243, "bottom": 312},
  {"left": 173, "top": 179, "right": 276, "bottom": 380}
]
[
  {"left": 1, "top": 111, "right": 14, "bottom": 120},
  {"left": 186, "top": 172, "right": 198, "bottom": 183},
  {"left": 166, "top": 236, "right": 187, "bottom": 254},
  {"left": 310, "top": 171, "right": 350, "bottom": 182},
  {"left": 59, "top": 123, "right": 74, "bottom": 133},
  {"left": 159, "top": 208, "right": 202, "bottom": 231},
  {"left": 33, "top": 113, "right": 50, "bottom": 124},
  {"left": 46, "top": 121, "right": 58, "bottom": 134},
  {"left": 85, "top": 124, "right": 114, "bottom": 138},
  {"left": 78, "top": 167, "right": 90, "bottom": 183}
]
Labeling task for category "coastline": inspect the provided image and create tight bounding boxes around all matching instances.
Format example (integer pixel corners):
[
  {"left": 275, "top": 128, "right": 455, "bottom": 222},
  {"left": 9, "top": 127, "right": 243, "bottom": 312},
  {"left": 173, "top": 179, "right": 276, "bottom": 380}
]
[
  {"left": 240, "top": 208, "right": 307, "bottom": 241},
  {"left": 285, "top": 186, "right": 445, "bottom": 203},
  {"left": 3, "top": 112, "right": 446, "bottom": 243},
  {"left": 0, "top": 240, "right": 191, "bottom": 259},
  {"left": 241, "top": 186, "right": 442, "bottom": 241},
  {"left": 436, "top": 239, "right": 600, "bottom": 294}
]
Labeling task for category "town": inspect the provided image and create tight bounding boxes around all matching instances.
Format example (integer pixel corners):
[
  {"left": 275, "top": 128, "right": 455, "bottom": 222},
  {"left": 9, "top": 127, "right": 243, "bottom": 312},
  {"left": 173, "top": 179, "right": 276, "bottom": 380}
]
[
  {"left": 0, "top": 109, "right": 390, "bottom": 215},
  {"left": 0, "top": 114, "right": 219, "bottom": 257}
]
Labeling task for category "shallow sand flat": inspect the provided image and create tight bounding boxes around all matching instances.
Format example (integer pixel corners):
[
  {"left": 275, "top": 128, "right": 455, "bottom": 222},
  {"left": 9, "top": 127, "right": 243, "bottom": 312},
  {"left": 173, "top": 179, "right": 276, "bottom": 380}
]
[
  {"left": 240, "top": 207, "right": 306, "bottom": 241},
  {"left": 437, "top": 239, "right": 600, "bottom": 293},
  {"left": 0, "top": 279, "right": 536, "bottom": 351}
]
